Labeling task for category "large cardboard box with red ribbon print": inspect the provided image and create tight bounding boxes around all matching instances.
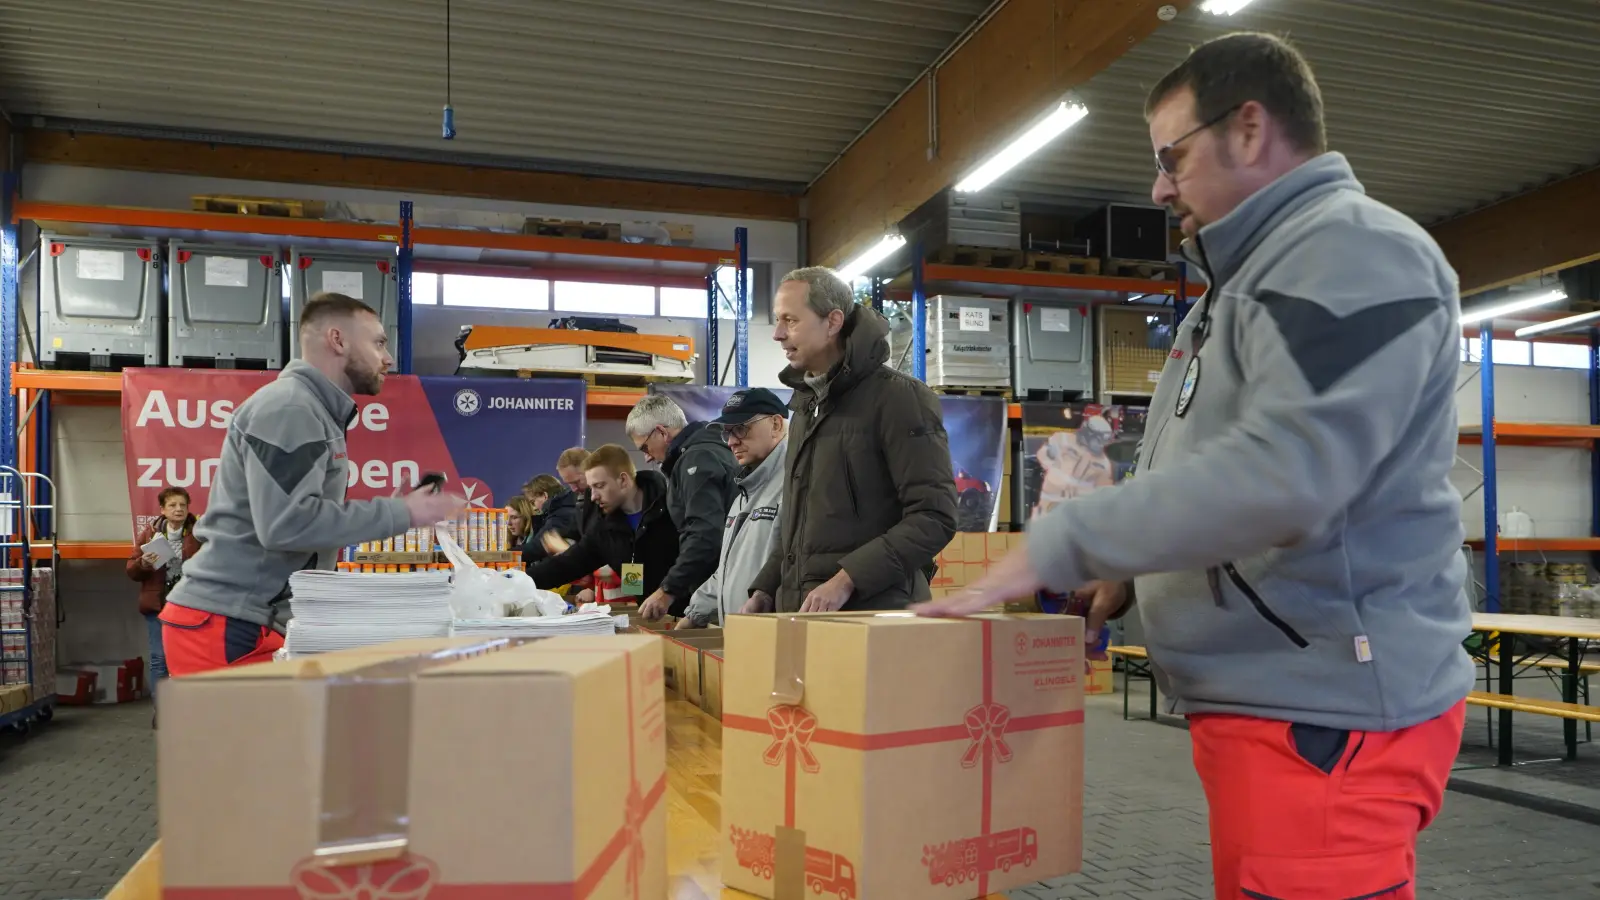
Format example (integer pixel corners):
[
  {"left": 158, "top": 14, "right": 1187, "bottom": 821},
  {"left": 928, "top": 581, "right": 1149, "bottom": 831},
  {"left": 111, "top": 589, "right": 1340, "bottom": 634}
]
[
  {"left": 722, "top": 613, "right": 1085, "bottom": 900},
  {"left": 159, "top": 635, "right": 667, "bottom": 900}
]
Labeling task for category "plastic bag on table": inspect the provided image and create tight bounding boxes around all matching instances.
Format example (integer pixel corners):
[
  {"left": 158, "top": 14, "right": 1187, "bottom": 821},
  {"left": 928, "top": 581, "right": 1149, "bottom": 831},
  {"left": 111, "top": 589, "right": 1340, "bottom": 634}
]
[{"left": 438, "top": 529, "right": 528, "bottom": 619}]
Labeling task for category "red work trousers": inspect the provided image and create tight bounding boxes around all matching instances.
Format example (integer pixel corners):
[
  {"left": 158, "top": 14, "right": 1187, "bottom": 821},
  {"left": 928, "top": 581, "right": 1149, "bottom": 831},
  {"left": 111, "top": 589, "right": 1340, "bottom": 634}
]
[
  {"left": 1189, "top": 700, "right": 1465, "bottom": 900},
  {"left": 159, "top": 603, "right": 285, "bottom": 677}
]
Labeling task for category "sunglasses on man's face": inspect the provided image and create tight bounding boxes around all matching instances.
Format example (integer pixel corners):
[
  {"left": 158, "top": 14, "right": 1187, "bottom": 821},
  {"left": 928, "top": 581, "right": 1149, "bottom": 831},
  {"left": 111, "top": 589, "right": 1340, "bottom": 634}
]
[{"left": 1154, "top": 103, "right": 1244, "bottom": 178}]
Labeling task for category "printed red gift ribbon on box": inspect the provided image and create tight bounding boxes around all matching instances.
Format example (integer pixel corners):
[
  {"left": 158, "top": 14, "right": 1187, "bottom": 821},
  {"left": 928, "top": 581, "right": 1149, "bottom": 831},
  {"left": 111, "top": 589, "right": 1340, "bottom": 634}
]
[{"left": 724, "top": 618, "right": 1084, "bottom": 897}]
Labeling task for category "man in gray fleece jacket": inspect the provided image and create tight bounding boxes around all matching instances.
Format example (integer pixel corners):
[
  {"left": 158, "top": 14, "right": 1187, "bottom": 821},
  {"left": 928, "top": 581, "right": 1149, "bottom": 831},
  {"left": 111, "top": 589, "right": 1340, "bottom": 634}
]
[
  {"left": 917, "top": 33, "right": 1472, "bottom": 898},
  {"left": 681, "top": 388, "right": 789, "bottom": 627},
  {"left": 160, "top": 294, "right": 465, "bottom": 675}
]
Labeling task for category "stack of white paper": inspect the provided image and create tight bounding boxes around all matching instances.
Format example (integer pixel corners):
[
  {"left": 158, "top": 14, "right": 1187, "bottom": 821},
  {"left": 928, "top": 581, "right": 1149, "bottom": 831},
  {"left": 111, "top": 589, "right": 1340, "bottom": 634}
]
[
  {"left": 283, "top": 570, "right": 454, "bottom": 655},
  {"left": 451, "top": 611, "right": 620, "bottom": 639}
]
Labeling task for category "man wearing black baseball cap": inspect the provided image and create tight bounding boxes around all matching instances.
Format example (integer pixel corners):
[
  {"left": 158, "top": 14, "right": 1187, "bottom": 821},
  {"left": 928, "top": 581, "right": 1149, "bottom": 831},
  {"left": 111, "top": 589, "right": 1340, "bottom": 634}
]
[{"left": 680, "top": 388, "right": 790, "bottom": 628}]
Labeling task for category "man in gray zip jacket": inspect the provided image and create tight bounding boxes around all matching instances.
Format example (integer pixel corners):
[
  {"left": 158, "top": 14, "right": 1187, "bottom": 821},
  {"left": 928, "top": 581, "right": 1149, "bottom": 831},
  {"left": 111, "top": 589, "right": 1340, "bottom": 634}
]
[
  {"left": 681, "top": 388, "right": 789, "bottom": 627},
  {"left": 161, "top": 294, "right": 465, "bottom": 675},
  {"left": 917, "top": 34, "right": 1472, "bottom": 898}
]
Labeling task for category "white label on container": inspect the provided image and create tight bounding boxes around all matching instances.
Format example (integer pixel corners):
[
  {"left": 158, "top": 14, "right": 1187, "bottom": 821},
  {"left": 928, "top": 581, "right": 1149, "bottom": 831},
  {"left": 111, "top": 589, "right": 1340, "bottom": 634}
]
[
  {"left": 74, "top": 249, "right": 125, "bottom": 282},
  {"left": 1147, "top": 371, "right": 1162, "bottom": 383},
  {"left": 1040, "top": 307, "right": 1073, "bottom": 333},
  {"left": 959, "top": 307, "right": 990, "bottom": 332},
  {"left": 320, "top": 270, "right": 365, "bottom": 300},
  {"left": 0, "top": 493, "right": 12, "bottom": 537},
  {"left": 203, "top": 256, "right": 250, "bottom": 288}
]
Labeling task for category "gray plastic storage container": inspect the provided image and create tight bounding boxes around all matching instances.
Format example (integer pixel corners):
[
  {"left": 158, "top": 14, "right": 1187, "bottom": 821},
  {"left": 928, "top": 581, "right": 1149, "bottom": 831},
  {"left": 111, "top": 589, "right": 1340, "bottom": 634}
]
[
  {"left": 1011, "top": 299, "right": 1093, "bottom": 398},
  {"left": 167, "top": 241, "right": 284, "bottom": 370},
  {"left": 286, "top": 248, "right": 398, "bottom": 359},
  {"left": 37, "top": 234, "right": 163, "bottom": 370}
]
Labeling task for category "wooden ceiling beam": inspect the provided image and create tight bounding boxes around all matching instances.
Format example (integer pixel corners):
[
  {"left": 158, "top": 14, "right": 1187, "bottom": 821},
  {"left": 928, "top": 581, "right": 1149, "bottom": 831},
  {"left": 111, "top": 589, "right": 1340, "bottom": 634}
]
[
  {"left": 804, "top": 0, "right": 1191, "bottom": 268},
  {"left": 1428, "top": 166, "right": 1600, "bottom": 296},
  {"left": 21, "top": 131, "right": 801, "bottom": 222}
]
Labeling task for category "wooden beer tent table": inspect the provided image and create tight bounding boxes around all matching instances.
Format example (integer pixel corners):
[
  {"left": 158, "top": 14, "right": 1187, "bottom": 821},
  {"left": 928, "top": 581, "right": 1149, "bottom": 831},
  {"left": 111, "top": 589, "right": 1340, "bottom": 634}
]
[{"left": 108, "top": 697, "right": 1011, "bottom": 899}]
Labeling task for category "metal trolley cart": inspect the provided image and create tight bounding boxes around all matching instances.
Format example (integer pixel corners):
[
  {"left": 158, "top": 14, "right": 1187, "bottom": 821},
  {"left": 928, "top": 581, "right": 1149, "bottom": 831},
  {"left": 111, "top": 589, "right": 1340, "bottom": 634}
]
[{"left": 0, "top": 466, "right": 58, "bottom": 735}]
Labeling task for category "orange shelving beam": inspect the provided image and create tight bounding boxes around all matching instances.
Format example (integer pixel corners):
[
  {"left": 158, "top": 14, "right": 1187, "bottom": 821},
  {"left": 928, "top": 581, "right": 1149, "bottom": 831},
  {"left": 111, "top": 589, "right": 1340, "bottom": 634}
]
[
  {"left": 1466, "top": 537, "right": 1600, "bottom": 553},
  {"left": 922, "top": 262, "right": 1209, "bottom": 299},
  {"left": 15, "top": 201, "right": 401, "bottom": 244},
  {"left": 1458, "top": 422, "right": 1600, "bottom": 448}
]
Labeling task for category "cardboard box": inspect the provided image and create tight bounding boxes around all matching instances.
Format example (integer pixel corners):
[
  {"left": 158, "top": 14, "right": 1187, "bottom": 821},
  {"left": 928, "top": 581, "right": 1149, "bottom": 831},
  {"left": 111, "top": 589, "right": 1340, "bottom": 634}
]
[
  {"left": 701, "top": 649, "right": 725, "bottom": 719},
  {"left": 160, "top": 635, "right": 667, "bottom": 899},
  {"left": 662, "top": 631, "right": 724, "bottom": 707},
  {"left": 723, "top": 613, "right": 1084, "bottom": 900},
  {"left": 1085, "top": 657, "right": 1114, "bottom": 695}
]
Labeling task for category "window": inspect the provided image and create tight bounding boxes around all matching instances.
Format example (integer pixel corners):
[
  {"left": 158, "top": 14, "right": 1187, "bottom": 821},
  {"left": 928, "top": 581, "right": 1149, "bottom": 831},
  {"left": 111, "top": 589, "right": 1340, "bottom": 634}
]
[
  {"left": 411, "top": 272, "right": 439, "bottom": 303},
  {"left": 661, "top": 266, "right": 756, "bottom": 319},
  {"left": 553, "top": 281, "right": 656, "bottom": 316},
  {"left": 443, "top": 274, "right": 549, "bottom": 310},
  {"left": 1532, "top": 342, "right": 1591, "bottom": 370},
  {"left": 1489, "top": 339, "right": 1530, "bottom": 366}
]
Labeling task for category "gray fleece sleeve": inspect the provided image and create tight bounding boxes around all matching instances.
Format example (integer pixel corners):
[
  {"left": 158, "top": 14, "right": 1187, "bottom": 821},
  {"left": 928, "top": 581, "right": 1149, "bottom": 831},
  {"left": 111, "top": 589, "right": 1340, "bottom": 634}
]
[
  {"left": 238, "top": 401, "right": 410, "bottom": 552},
  {"left": 1027, "top": 231, "right": 1455, "bottom": 590}
]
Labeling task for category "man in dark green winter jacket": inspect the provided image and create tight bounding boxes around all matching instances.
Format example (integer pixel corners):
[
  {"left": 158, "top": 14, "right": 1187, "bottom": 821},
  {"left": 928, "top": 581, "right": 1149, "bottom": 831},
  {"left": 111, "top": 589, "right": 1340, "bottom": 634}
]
[{"left": 746, "top": 268, "right": 957, "bottom": 613}]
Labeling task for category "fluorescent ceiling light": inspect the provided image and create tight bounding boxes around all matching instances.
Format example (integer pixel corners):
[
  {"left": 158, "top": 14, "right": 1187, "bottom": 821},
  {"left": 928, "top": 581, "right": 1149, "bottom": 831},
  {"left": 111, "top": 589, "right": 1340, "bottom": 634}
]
[
  {"left": 1200, "top": 0, "right": 1258, "bottom": 13},
  {"left": 837, "top": 233, "right": 906, "bottom": 281},
  {"left": 1460, "top": 289, "right": 1567, "bottom": 325},
  {"left": 953, "top": 101, "right": 1089, "bottom": 193},
  {"left": 1515, "top": 309, "right": 1600, "bottom": 339}
]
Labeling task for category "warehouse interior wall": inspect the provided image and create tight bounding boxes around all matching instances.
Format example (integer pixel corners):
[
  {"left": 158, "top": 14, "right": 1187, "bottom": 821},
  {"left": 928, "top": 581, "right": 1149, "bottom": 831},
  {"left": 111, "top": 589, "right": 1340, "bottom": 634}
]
[{"left": 20, "top": 163, "right": 800, "bottom": 665}]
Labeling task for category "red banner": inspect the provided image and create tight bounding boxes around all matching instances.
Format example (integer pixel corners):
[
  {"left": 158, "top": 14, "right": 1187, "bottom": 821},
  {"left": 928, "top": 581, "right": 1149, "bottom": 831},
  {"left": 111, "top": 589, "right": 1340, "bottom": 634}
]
[{"left": 121, "top": 369, "right": 460, "bottom": 540}]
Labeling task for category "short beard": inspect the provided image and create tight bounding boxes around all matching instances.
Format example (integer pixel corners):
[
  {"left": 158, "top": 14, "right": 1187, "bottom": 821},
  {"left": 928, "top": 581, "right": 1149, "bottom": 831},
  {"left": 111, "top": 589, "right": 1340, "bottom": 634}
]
[{"left": 346, "top": 361, "right": 384, "bottom": 396}]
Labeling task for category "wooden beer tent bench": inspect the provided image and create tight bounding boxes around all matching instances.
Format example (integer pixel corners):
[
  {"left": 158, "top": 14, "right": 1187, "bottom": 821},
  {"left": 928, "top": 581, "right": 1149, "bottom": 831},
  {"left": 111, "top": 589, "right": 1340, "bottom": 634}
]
[{"left": 1106, "top": 646, "right": 1157, "bottom": 721}]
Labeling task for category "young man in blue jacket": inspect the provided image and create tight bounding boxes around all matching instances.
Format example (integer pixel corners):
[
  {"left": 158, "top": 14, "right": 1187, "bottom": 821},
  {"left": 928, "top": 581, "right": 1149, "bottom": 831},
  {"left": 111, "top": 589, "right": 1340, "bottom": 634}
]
[{"left": 918, "top": 33, "right": 1472, "bottom": 899}]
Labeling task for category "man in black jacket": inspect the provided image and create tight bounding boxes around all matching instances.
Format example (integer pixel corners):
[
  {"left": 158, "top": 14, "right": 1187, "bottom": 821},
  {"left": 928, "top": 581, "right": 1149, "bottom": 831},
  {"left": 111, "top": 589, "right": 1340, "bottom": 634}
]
[
  {"left": 625, "top": 394, "right": 738, "bottom": 619},
  {"left": 526, "top": 445, "right": 680, "bottom": 600}
]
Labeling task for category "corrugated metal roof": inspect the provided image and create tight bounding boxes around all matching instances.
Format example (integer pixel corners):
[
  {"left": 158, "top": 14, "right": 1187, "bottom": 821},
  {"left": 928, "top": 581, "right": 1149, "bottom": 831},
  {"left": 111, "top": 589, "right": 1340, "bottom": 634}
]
[
  {"left": 0, "top": 0, "right": 993, "bottom": 188},
  {"left": 1006, "top": 0, "right": 1600, "bottom": 224}
]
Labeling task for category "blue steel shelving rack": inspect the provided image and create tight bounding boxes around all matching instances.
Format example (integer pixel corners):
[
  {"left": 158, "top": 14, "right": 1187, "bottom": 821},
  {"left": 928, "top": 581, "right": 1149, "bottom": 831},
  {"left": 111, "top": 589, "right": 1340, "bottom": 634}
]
[
  {"left": 3, "top": 198, "right": 749, "bottom": 557},
  {"left": 704, "top": 227, "right": 749, "bottom": 387},
  {"left": 1470, "top": 319, "right": 1600, "bottom": 614}
]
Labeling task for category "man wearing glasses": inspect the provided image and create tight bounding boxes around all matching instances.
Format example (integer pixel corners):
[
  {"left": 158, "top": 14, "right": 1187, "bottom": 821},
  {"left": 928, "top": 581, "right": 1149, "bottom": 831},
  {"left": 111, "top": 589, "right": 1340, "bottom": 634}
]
[
  {"left": 624, "top": 394, "right": 739, "bottom": 620},
  {"left": 917, "top": 32, "right": 1471, "bottom": 897},
  {"left": 679, "top": 388, "right": 790, "bottom": 629}
]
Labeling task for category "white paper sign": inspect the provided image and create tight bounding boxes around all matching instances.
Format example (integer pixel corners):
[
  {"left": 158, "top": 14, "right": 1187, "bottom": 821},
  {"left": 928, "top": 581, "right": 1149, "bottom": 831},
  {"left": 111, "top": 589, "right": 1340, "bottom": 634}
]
[
  {"left": 959, "top": 307, "right": 990, "bottom": 332},
  {"left": 1040, "top": 307, "right": 1073, "bottom": 333},
  {"left": 74, "top": 249, "right": 125, "bottom": 282},
  {"left": 0, "top": 492, "right": 11, "bottom": 537},
  {"left": 203, "top": 256, "right": 250, "bottom": 288},
  {"left": 1147, "top": 371, "right": 1162, "bottom": 383},
  {"left": 320, "top": 270, "right": 365, "bottom": 300}
]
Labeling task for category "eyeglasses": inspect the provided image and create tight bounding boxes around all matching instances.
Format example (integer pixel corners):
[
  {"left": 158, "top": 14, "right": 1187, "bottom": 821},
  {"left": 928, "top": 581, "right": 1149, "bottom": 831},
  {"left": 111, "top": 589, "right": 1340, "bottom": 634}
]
[
  {"left": 633, "top": 426, "right": 662, "bottom": 454},
  {"left": 722, "top": 416, "right": 776, "bottom": 444},
  {"left": 1154, "top": 103, "right": 1243, "bottom": 178}
]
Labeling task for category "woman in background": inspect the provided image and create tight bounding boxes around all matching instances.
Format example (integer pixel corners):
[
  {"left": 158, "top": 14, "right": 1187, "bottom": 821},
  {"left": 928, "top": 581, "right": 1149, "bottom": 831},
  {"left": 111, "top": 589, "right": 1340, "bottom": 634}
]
[
  {"left": 126, "top": 487, "right": 202, "bottom": 711},
  {"left": 507, "top": 496, "right": 538, "bottom": 554}
]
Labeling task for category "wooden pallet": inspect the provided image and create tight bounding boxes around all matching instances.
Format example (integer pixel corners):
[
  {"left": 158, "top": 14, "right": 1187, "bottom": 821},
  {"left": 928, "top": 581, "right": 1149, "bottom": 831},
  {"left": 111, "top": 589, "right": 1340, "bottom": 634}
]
[
  {"left": 1103, "top": 258, "right": 1179, "bottom": 280},
  {"left": 928, "top": 245, "right": 1025, "bottom": 269},
  {"left": 1023, "top": 252, "right": 1100, "bottom": 276},
  {"left": 191, "top": 195, "right": 327, "bottom": 219},
  {"left": 932, "top": 386, "right": 1012, "bottom": 399},
  {"left": 521, "top": 218, "right": 623, "bottom": 241}
]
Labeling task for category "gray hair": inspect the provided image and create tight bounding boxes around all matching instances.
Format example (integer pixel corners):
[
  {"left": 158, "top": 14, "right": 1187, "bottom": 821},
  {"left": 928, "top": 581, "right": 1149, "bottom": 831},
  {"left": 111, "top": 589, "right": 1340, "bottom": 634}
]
[
  {"left": 625, "top": 394, "right": 689, "bottom": 437},
  {"left": 780, "top": 266, "right": 856, "bottom": 319}
]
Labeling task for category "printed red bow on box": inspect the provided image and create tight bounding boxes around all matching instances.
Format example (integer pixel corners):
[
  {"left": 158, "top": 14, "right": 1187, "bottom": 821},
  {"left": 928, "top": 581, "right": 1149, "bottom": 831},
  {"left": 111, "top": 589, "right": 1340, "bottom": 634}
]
[{"left": 725, "top": 618, "right": 1084, "bottom": 897}]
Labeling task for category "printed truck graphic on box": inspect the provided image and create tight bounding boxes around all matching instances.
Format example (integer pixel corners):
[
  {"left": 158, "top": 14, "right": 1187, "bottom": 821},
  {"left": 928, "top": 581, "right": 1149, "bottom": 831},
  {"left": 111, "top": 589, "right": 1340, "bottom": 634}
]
[
  {"left": 730, "top": 826, "right": 856, "bottom": 900},
  {"left": 922, "top": 826, "right": 1037, "bottom": 886}
]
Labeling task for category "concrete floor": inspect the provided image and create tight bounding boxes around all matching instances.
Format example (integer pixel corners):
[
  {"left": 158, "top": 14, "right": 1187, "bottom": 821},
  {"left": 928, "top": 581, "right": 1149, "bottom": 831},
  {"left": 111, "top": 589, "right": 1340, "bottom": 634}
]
[{"left": 2, "top": 685, "right": 1599, "bottom": 899}]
